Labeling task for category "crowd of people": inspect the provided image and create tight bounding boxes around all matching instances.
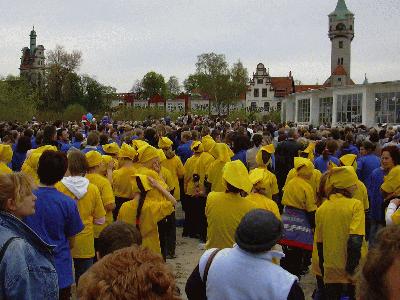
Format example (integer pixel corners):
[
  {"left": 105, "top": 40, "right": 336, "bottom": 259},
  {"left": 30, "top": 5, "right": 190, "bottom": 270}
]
[{"left": 0, "top": 113, "right": 399, "bottom": 300}]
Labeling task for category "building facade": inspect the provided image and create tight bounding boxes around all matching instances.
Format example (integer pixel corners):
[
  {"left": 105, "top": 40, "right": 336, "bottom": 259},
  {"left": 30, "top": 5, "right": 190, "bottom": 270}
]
[
  {"left": 282, "top": 81, "right": 400, "bottom": 127},
  {"left": 20, "top": 27, "right": 45, "bottom": 85},
  {"left": 246, "top": 63, "right": 294, "bottom": 113}
]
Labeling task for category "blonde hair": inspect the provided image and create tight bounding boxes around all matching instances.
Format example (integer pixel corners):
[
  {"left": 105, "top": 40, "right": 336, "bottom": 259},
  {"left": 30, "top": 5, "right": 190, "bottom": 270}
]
[{"left": 0, "top": 172, "right": 35, "bottom": 210}]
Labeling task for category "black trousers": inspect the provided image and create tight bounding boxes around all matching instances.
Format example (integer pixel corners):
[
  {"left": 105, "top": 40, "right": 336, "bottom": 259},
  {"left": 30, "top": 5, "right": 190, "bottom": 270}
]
[
  {"left": 113, "top": 196, "right": 130, "bottom": 220},
  {"left": 195, "top": 196, "right": 207, "bottom": 243},
  {"left": 165, "top": 212, "right": 177, "bottom": 256},
  {"left": 280, "top": 246, "right": 311, "bottom": 278},
  {"left": 158, "top": 217, "right": 168, "bottom": 261}
]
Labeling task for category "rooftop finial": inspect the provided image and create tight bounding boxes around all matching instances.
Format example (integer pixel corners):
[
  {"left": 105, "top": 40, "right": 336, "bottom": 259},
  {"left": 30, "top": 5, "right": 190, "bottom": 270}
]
[{"left": 363, "top": 73, "right": 369, "bottom": 85}]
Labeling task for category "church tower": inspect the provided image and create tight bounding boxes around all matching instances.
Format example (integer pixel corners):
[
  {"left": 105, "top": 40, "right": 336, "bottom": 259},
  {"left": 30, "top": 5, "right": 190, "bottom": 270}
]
[
  {"left": 324, "top": 0, "right": 355, "bottom": 87},
  {"left": 20, "top": 27, "right": 45, "bottom": 85}
]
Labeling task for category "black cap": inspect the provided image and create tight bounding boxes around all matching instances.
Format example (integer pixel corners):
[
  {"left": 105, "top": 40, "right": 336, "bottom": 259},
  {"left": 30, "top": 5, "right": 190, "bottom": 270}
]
[{"left": 235, "top": 209, "right": 282, "bottom": 253}]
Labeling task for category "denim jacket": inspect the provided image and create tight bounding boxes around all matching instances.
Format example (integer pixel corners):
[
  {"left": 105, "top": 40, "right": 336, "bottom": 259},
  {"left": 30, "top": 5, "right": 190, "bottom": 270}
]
[{"left": 0, "top": 211, "right": 59, "bottom": 300}]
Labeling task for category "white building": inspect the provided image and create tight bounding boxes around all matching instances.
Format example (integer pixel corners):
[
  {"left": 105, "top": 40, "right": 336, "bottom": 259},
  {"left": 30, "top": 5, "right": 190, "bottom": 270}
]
[
  {"left": 20, "top": 27, "right": 45, "bottom": 85},
  {"left": 246, "top": 63, "right": 294, "bottom": 113},
  {"left": 282, "top": 81, "right": 400, "bottom": 127}
]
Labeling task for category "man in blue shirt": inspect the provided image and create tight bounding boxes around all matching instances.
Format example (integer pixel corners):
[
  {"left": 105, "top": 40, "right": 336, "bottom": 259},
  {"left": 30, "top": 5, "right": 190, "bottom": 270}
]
[
  {"left": 366, "top": 166, "right": 386, "bottom": 248},
  {"left": 357, "top": 141, "right": 381, "bottom": 188},
  {"left": 57, "top": 128, "right": 72, "bottom": 153},
  {"left": 176, "top": 131, "right": 193, "bottom": 164},
  {"left": 25, "top": 150, "right": 83, "bottom": 300}
]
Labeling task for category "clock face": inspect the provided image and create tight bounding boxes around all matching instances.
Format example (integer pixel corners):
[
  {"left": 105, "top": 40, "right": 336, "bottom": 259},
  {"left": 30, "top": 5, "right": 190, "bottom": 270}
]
[{"left": 336, "top": 23, "right": 346, "bottom": 31}]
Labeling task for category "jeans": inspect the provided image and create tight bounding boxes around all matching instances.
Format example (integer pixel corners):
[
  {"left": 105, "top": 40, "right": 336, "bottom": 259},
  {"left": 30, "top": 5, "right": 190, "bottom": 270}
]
[{"left": 74, "top": 257, "right": 94, "bottom": 284}]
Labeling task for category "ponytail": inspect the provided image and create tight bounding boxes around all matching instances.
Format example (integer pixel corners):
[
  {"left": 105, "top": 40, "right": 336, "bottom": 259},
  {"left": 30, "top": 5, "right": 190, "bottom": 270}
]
[
  {"left": 322, "top": 148, "right": 330, "bottom": 160},
  {"left": 135, "top": 177, "right": 148, "bottom": 231}
]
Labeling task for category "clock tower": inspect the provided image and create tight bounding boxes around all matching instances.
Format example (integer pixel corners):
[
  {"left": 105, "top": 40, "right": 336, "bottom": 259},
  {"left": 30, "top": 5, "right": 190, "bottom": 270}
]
[
  {"left": 324, "top": 0, "right": 355, "bottom": 87},
  {"left": 329, "top": 0, "right": 354, "bottom": 77}
]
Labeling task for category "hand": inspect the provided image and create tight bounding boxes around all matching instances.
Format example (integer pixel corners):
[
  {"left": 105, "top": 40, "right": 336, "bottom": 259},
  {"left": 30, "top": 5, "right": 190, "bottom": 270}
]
[
  {"left": 107, "top": 160, "right": 114, "bottom": 170},
  {"left": 390, "top": 198, "right": 400, "bottom": 207}
]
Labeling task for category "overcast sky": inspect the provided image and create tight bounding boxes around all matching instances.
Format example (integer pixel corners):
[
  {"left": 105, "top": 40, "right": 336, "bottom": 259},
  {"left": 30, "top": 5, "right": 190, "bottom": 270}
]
[{"left": 1, "top": 0, "right": 399, "bottom": 92}]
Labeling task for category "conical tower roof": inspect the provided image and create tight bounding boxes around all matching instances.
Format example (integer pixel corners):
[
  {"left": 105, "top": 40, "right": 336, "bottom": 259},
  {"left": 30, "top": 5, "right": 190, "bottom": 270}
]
[{"left": 329, "top": 0, "right": 354, "bottom": 20}]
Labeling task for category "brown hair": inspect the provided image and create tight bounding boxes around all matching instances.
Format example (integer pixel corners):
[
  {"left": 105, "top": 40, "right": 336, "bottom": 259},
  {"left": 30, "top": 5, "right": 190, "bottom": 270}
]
[
  {"left": 357, "top": 225, "right": 400, "bottom": 300},
  {"left": 77, "top": 246, "right": 180, "bottom": 300},
  {"left": 316, "top": 172, "right": 330, "bottom": 207},
  {"left": 67, "top": 150, "right": 89, "bottom": 176},
  {"left": 86, "top": 131, "right": 100, "bottom": 146},
  {"left": 97, "top": 221, "right": 142, "bottom": 258},
  {"left": 0, "top": 172, "right": 35, "bottom": 210}
]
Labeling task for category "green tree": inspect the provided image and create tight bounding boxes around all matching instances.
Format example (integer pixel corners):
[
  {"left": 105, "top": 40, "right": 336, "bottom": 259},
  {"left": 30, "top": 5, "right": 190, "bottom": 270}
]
[
  {"left": 44, "top": 45, "right": 82, "bottom": 109},
  {"left": 228, "top": 60, "right": 248, "bottom": 113},
  {"left": 166, "top": 76, "right": 181, "bottom": 98},
  {"left": 194, "top": 53, "right": 249, "bottom": 115},
  {"left": 81, "top": 75, "right": 116, "bottom": 112},
  {"left": 183, "top": 74, "right": 200, "bottom": 93},
  {"left": 141, "top": 71, "right": 166, "bottom": 99},
  {"left": 0, "top": 76, "right": 38, "bottom": 121}
]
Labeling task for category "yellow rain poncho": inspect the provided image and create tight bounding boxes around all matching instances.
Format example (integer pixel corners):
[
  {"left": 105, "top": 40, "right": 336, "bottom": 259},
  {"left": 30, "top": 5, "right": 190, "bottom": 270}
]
[
  {"left": 118, "top": 175, "right": 174, "bottom": 254},
  {"left": 102, "top": 142, "right": 120, "bottom": 155},
  {"left": 184, "top": 141, "right": 214, "bottom": 196},
  {"left": 0, "top": 144, "right": 13, "bottom": 174},
  {"left": 381, "top": 165, "right": 400, "bottom": 197},
  {"left": 249, "top": 167, "right": 279, "bottom": 200},
  {"left": 205, "top": 159, "right": 258, "bottom": 249},
  {"left": 255, "top": 144, "right": 275, "bottom": 167},
  {"left": 21, "top": 145, "right": 57, "bottom": 183},
  {"left": 207, "top": 143, "right": 234, "bottom": 192},
  {"left": 158, "top": 137, "right": 173, "bottom": 149},
  {"left": 339, "top": 154, "right": 369, "bottom": 210},
  {"left": 202, "top": 135, "right": 216, "bottom": 153},
  {"left": 85, "top": 151, "right": 103, "bottom": 168}
]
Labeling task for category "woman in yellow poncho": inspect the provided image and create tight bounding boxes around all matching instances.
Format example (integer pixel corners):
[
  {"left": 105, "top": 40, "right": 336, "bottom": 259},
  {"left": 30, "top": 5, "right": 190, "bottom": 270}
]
[
  {"left": 206, "top": 160, "right": 258, "bottom": 249},
  {"left": 112, "top": 143, "right": 138, "bottom": 220},
  {"left": 117, "top": 175, "right": 176, "bottom": 256},
  {"left": 158, "top": 137, "right": 184, "bottom": 200},
  {"left": 313, "top": 166, "right": 366, "bottom": 299},
  {"left": 253, "top": 144, "right": 279, "bottom": 202},
  {"left": 0, "top": 144, "right": 13, "bottom": 174},
  {"left": 102, "top": 142, "right": 120, "bottom": 170},
  {"left": 284, "top": 142, "right": 321, "bottom": 196},
  {"left": 246, "top": 168, "right": 280, "bottom": 220},
  {"left": 280, "top": 157, "right": 317, "bottom": 278},
  {"left": 184, "top": 141, "right": 215, "bottom": 242},
  {"left": 21, "top": 145, "right": 58, "bottom": 183},
  {"left": 339, "top": 154, "right": 369, "bottom": 211},
  {"left": 85, "top": 151, "right": 116, "bottom": 247},
  {"left": 206, "top": 142, "right": 234, "bottom": 192}
]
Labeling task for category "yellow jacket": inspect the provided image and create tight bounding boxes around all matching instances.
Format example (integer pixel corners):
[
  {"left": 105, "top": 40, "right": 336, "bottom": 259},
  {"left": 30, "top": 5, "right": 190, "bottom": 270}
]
[
  {"left": 56, "top": 181, "right": 106, "bottom": 258},
  {"left": 161, "top": 155, "right": 185, "bottom": 200},
  {"left": 206, "top": 192, "right": 258, "bottom": 249},
  {"left": 117, "top": 196, "right": 174, "bottom": 254},
  {"left": 112, "top": 165, "right": 137, "bottom": 198},
  {"left": 86, "top": 173, "right": 115, "bottom": 238}
]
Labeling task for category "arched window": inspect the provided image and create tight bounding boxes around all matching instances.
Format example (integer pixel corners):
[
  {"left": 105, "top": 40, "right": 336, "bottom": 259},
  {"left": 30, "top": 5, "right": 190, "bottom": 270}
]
[
  {"left": 338, "top": 58, "right": 340, "bottom": 65},
  {"left": 341, "top": 58, "right": 344, "bottom": 65}
]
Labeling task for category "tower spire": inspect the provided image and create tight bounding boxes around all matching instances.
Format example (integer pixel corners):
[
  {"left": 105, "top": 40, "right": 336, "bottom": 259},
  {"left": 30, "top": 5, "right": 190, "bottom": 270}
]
[{"left": 330, "top": 0, "right": 354, "bottom": 20}]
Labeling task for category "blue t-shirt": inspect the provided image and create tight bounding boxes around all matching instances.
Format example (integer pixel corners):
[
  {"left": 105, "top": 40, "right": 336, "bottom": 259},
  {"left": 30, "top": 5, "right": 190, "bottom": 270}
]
[
  {"left": 314, "top": 155, "right": 340, "bottom": 173},
  {"left": 24, "top": 187, "right": 84, "bottom": 289},
  {"left": 357, "top": 154, "right": 381, "bottom": 189},
  {"left": 177, "top": 141, "right": 193, "bottom": 164},
  {"left": 11, "top": 151, "right": 26, "bottom": 171},
  {"left": 367, "top": 167, "right": 385, "bottom": 221},
  {"left": 232, "top": 149, "right": 247, "bottom": 166},
  {"left": 58, "top": 141, "right": 72, "bottom": 153}
]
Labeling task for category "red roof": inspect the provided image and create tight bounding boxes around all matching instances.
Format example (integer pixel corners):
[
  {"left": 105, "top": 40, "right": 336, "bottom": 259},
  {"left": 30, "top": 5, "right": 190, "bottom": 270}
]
[
  {"left": 271, "top": 77, "right": 295, "bottom": 97},
  {"left": 332, "top": 65, "right": 348, "bottom": 76},
  {"left": 116, "top": 92, "right": 136, "bottom": 103},
  {"left": 295, "top": 85, "right": 322, "bottom": 93},
  {"left": 148, "top": 94, "right": 165, "bottom": 104}
]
